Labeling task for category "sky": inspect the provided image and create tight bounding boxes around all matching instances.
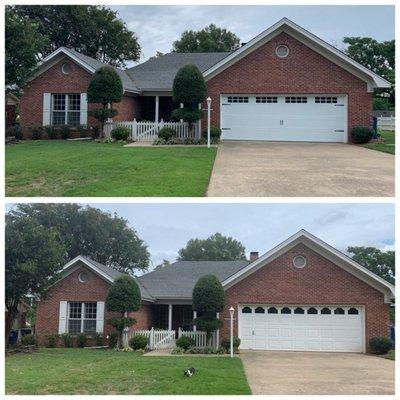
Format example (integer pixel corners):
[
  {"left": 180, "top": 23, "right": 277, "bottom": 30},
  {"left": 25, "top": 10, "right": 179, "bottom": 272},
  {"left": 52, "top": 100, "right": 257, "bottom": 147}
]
[
  {"left": 7, "top": 202, "right": 391, "bottom": 273},
  {"left": 109, "top": 5, "right": 395, "bottom": 64}
]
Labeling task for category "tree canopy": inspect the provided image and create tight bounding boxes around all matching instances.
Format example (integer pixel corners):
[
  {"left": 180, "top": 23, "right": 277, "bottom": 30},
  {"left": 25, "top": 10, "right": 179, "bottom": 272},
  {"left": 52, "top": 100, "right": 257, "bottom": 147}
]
[
  {"left": 178, "top": 232, "right": 247, "bottom": 261},
  {"left": 173, "top": 24, "right": 240, "bottom": 53},
  {"left": 10, "top": 5, "right": 141, "bottom": 67},
  {"left": 7, "top": 204, "right": 150, "bottom": 274},
  {"left": 347, "top": 246, "right": 395, "bottom": 284}
]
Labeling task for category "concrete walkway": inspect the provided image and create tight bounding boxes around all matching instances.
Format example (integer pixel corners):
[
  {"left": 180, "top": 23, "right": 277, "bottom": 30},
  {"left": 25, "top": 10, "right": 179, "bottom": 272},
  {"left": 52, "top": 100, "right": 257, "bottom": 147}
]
[
  {"left": 240, "top": 350, "right": 395, "bottom": 395},
  {"left": 207, "top": 141, "right": 394, "bottom": 197}
]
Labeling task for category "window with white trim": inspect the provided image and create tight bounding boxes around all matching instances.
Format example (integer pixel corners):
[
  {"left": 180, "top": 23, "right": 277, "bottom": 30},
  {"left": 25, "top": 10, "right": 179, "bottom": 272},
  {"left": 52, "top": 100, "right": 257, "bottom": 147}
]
[
  {"left": 285, "top": 96, "right": 307, "bottom": 103},
  {"left": 227, "top": 96, "right": 249, "bottom": 103},
  {"left": 256, "top": 96, "right": 278, "bottom": 103},
  {"left": 315, "top": 96, "right": 338, "bottom": 104},
  {"left": 67, "top": 301, "right": 97, "bottom": 334},
  {"left": 51, "top": 94, "right": 81, "bottom": 126}
]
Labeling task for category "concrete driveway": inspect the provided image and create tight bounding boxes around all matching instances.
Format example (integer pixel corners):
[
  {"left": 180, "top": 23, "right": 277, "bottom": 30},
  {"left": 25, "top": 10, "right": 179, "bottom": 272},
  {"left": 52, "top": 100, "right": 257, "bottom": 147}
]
[
  {"left": 240, "top": 350, "right": 395, "bottom": 395},
  {"left": 207, "top": 141, "right": 394, "bottom": 197}
]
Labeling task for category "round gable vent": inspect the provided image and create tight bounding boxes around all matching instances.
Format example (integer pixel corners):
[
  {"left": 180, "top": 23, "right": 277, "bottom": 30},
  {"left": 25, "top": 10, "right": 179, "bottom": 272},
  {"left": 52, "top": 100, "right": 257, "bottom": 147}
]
[
  {"left": 78, "top": 271, "right": 89, "bottom": 283},
  {"left": 293, "top": 255, "right": 307, "bottom": 269},
  {"left": 276, "top": 45, "right": 289, "bottom": 58},
  {"left": 61, "top": 62, "right": 72, "bottom": 75}
]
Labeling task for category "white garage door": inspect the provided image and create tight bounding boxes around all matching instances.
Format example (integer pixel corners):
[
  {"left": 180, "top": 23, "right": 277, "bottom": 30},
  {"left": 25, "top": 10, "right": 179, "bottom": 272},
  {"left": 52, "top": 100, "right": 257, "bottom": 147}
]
[
  {"left": 238, "top": 305, "right": 363, "bottom": 352},
  {"left": 220, "top": 95, "right": 347, "bottom": 142}
]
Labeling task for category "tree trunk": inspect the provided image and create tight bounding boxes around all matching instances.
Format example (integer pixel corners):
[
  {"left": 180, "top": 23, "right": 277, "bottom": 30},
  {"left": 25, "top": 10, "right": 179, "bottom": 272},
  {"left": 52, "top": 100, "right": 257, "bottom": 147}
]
[{"left": 5, "top": 305, "right": 18, "bottom": 348}]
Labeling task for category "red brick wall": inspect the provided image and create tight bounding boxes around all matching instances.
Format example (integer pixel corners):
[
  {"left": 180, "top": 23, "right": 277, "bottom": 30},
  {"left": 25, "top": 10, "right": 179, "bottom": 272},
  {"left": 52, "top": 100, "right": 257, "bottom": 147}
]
[
  {"left": 219, "top": 243, "right": 390, "bottom": 351},
  {"left": 20, "top": 57, "right": 140, "bottom": 136},
  {"left": 36, "top": 265, "right": 152, "bottom": 346},
  {"left": 204, "top": 32, "right": 373, "bottom": 141}
]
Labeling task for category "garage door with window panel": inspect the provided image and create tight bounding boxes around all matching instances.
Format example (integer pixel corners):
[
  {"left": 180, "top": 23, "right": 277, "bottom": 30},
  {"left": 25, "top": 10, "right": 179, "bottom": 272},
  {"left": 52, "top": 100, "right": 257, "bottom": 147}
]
[
  {"left": 238, "top": 305, "right": 363, "bottom": 352},
  {"left": 220, "top": 95, "right": 347, "bottom": 142}
]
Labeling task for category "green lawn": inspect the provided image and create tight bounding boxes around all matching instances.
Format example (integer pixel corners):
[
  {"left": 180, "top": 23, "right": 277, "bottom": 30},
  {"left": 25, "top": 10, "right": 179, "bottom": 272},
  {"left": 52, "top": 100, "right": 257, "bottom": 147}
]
[
  {"left": 5, "top": 348, "right": 250, "bottom": 395},
  {"left": 381, "top": 350, "right": 395, "bottom": 361},
  {"left": 363, "top": 130, "right": 395, "bottom": 155},
  {"left": 5, "top": 141, "right": 217, "bottom": 196}
]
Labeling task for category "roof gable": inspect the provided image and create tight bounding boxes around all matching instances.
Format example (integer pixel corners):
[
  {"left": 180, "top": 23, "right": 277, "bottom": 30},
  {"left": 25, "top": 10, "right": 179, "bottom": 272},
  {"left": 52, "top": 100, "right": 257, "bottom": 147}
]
[
  {"left": 222, "top": 230, "right": 394, "bottom": 302},
  {"left": 203, "top": 18, "right": 391, "bottom": 91}
]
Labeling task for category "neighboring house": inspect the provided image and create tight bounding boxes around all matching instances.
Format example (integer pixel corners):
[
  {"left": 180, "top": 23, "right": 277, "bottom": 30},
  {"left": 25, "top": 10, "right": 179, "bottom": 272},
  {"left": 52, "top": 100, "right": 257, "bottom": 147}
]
[
  {"left": 20, "top": 18, "right": 390, "bottom": 143},
  {"left": 5, "top": 92, "right": 19, "bottom": 127},
  {"left": 35, "top": 230, "right": 394, "bottom": 352}
]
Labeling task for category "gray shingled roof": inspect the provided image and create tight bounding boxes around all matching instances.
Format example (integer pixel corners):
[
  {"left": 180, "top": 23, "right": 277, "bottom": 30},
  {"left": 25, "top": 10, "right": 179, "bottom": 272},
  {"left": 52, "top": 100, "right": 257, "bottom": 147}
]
[
  {"left": 126, "top": 52, "right": 230, "bottom": 90},
  {"left": 64, "top": 47, "right": 140, "bottom": 93},
  {"left": 137, "top": 261, "right": 248, "bottom": 299}
]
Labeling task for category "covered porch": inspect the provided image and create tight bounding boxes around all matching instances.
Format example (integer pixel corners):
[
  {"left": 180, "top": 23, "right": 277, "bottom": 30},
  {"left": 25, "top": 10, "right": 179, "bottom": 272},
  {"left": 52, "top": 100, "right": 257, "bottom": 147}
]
[
  {"left": 151, "top": 304, "right": 198, "bottom": 332},
  {"left": 138, "top": 95, "right": 174, "bottom": 122}
]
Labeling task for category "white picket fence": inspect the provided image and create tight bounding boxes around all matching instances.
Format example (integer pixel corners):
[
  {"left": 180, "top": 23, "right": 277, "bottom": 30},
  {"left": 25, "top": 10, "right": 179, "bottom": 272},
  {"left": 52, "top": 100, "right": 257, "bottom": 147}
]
[
  {"left": 104, "top": 119, "right": 191, "bottom": 141},
  {"left": 130, "top": 329, "right": 176, "bottom": 350},
  {"left": 377, "top": 116, "right": 395, "bottom": 131},
  {"left": 178, "top": 328, "right": 219, "bottom": 348}
]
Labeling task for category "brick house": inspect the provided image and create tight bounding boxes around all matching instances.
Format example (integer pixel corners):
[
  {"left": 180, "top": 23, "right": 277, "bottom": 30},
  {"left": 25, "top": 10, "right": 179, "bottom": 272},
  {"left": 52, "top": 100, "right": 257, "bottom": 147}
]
[
  {"left": 36, "top": 230, "right": 394, "bottom": 352},
  {"left": 20, "top": 18, "right": 390, "bottom": 142}
]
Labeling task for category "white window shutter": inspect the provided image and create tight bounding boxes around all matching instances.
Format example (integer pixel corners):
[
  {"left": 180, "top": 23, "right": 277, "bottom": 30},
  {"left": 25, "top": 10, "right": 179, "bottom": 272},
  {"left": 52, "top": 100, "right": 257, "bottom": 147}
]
[
  {"left": 80, "top": 93, "right": 88, "bottom": 126},
  {"left": 43, "top": 93, "right": 51, "bottom": 126},
  {"left": 96, "top": 301, "right": 105, "bottom": 333},
  {"left": 58, "top": 301, "right": 68, "bottom": 334}
]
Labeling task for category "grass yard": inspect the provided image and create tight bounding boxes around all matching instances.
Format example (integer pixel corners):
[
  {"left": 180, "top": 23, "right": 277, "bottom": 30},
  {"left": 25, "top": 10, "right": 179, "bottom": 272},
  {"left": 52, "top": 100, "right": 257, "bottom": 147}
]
[
  {"left": 363, "top": 130, "right": 395, "bottom": 155},
  {"left": 380, "top": 350, "right": 395, "bottom": 361},
  {"left": 5, "top": 141, "right": 217, "bottom": 196},
  {"left": 5, "top": 348, "right": 251, "bottom": 395}
]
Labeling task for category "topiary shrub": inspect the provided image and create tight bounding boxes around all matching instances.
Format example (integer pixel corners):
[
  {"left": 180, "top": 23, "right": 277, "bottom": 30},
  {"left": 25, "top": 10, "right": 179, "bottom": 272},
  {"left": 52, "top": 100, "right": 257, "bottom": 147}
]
[
  {"left": 31, "top": 126, "right": 43, "bottom": 140},
  {"left": 59, "top": 125, "right": 71, "bottom": 139},
  {"left": 61, "top": 333, "right": 73, "bottom": 348},
  {"left": 202, "top": 126, "right": 222, "bottom": 142},
  {"left": 108, "top": 332, "right": 119, "bottom": 349},
  {"left": 369, "top": 336, "right": 393, "bottom": 354},
  {"left": 129, "top": 334, "right": 148, "bottom": 350},
  {"left": 220, "top": 336, "right": 241, "bottom": 352},
  {"left": 158, "top": 127, "right": 176, "bottom": 141},
  {"left": 46, "top": 334, "right": 58, "bottom": 348},
  {"left": 176, "top": 336, "right": 195, "bottom": 350},
  {"left": 76, "top": 333, "right": 88, "bottom": 348},
  {"left": 111, "top": 126, "right": 130, "bottom": 141},
  {"left": 21, "top": 334, "right": 36, "bottom": 346},
  {"left": 350, "top": 126, "right": 374, "bottom": 144}
]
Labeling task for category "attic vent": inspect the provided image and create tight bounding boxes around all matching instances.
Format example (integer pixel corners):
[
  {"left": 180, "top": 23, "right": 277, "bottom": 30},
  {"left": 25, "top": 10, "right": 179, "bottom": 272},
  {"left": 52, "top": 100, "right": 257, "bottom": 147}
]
[
  {"left": 293, "top": 255, "right": 307, "bottom": 269},
  {"left": 61, "top": 62, "right": 72, "bottom": 75},
  {"left": 78, "top": 271, "right": 89, "bottom": 283},
  {"left": 275, "top": 45, "right": 289, "bottom": 58}
]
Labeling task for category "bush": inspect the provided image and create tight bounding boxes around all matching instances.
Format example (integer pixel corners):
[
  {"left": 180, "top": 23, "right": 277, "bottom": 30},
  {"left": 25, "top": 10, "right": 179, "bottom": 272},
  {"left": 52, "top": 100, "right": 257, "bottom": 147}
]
[
  {"left": 45, "top": 125, "right": 58, "bottom": 140},
  {"left": 111, "top": 126, "right": 130, "bottom": 141},
  {"left": 108, "top": 332, "right": 119, "bottom": 348},
  {"left": 6, "top": 124, "right": 23, "bottom": 140},
  {"left": 350, "top": 126, "right": 374, "bottom": 144},
  {"left": 220, "top": 336, "right": 241, "bottom": 352},
  {"left": 158, "top": 127, "right": 176, "bottom": 141},
  {"left": 176, "top": 336, "right": 195, "bottom": 350},
  {"left": 46, "top": 334, "right": 58, "bottom": 348},
  {"left": 166, "top": 137, "right": 183, "bottom": 145},
  {"left": 21, "top": 334, "right": 36, "bottom": 346},
  {"left": 152, "top": 138, "right": 166, "bottom": 146},
  {"left": 95, "top": 333, "right": 104, "bottom": 346},
  {"left": 171, "top": 347, "right": 186, "bottom": 354},
  {"left": 369, "top": 336, "right": 393, "bottom": 354},
  {"left": 76, "top": 333, "right": 87, "bottom": 348},
  {"left": 202, "top": 126, "right": 222, "bottom": 142},
  {"left": 59, "top": 125, "right": 71, "bottom": 139},
  {"left": 30, "top": 126, "right": 43, "bottom": 140},
  {"left": 61, "top": 333, "right": 73, "bottom": 348},
  {"left": 90, "top": 125, "right": 100, "bottom": 139},
  {"left": 129, "top": 334, "right": 148, "bottom": 350},
  {"left": 186, "top": 346, "right": 219, "bottom": 354},
  {"left": 182, "top": 137, "right": 196, "bottom": 145}
]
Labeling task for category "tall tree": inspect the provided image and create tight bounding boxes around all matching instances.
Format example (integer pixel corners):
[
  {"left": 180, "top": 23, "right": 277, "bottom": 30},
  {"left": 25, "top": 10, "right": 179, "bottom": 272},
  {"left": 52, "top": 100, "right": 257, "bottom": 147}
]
[
  {"left": 178, "top": 232, "right": 247, "bottom": 261},
  {"left": 7, "top": 204, "right": 150, "bottom": 274},
  {"left": 347, "top": 246, "right": 395, "bottom": 284},
  {"left": 343, "top": 37, "right": 395, "bottom": 102},
  {"left": 5, "top": 212, "right": 65, "bottom": 346},
  {"left": 5, "top": 7, "right": 48, "bottom": 91},
  {"left": 10, "top": 5, "right": 141, "bottom": 67},
  {"left": 173, "top": 24, "right": 240, "bottom": 53}
]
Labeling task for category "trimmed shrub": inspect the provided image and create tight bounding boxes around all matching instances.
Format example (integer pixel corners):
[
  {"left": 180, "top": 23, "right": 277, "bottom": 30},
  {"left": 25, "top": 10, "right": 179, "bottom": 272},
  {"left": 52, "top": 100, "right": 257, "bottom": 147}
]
[
  {"left": 369, "top": 336, "right": 393, "bottom": 354},
  {"left": 176, "top": 336, "right": 195, "bottom": 350},
  {"left": 76, "top": 333, "right": 88, "bottom": 348},
  {"left": 220, "top": 336, "right": 241, "bottom": 352},
  {"left": 59, "top": 125, "right": 71, "bottom": 139},
  {"left": 166, "top": 137, "right": 183, "bottom": 145},
  {"left": 61, "top": 333, "right": 73, "bottom": 348},
  {"left": 111, "top": 126, "right": 130, "bottom": 141},
  {"left": 350, "top": 126, "right": 374, "bottom": 144},
  {"left": 158, "top": 127, "right": 176, "bottom": 141},
  {"left": 95, "top": 333, "right": 104, "bottom": 346},
  {"left": 171, "top": 347, "right": 185, "bottom": 354},
  {"left": 21, "top": 334, "right": 36, "bottom": 346},
  {"left": 202, "top": 126, "right": 222, "bottom": 142},
  {"left": 108, "top": 332, "right": 119, "bottom": 349},
  {"left": 6, "top": 125, "right": 23, "bottom": 140},
  {"left": 182, "top": 137, "right": 196, "bottom": 145},
  {"left": 90, "top": 125, "right": 101, "bottom": 139},
  {"left": 152, "top": 138, "right": 166, "bottom": 146},
  {"left": 46, "top": 334, "right": 58, "bottom": 348},
  {"left": 129, "top": 334, "right": 148, "bottom": 350},
  {"left": 31, "top": 126, "right": 43, "bottom": 140},
  {"left": 45, "top": 125, "right": 58, "bottom": 140}
]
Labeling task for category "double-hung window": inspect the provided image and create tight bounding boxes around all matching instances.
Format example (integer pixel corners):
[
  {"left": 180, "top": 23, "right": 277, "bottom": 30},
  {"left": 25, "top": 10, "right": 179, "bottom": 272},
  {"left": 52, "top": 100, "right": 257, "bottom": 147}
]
[
  {"left": 51, "top": 94, "right": 81, "bottom": 126},
  {"left": 67, "top": 302, "right": 97, "bottom": 334}
]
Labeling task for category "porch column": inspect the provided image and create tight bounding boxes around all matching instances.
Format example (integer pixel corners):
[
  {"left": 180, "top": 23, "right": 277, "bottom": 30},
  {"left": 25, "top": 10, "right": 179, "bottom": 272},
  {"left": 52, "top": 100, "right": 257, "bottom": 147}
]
[
  {"left": 168, "top": 304, "right": 172, "bottom": 331},
  {"left": 155, "top": 95, "right": 159, "bottom": 123},
  {"left": 193, "top": 310, "right": 197, "bottom": 332}
]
